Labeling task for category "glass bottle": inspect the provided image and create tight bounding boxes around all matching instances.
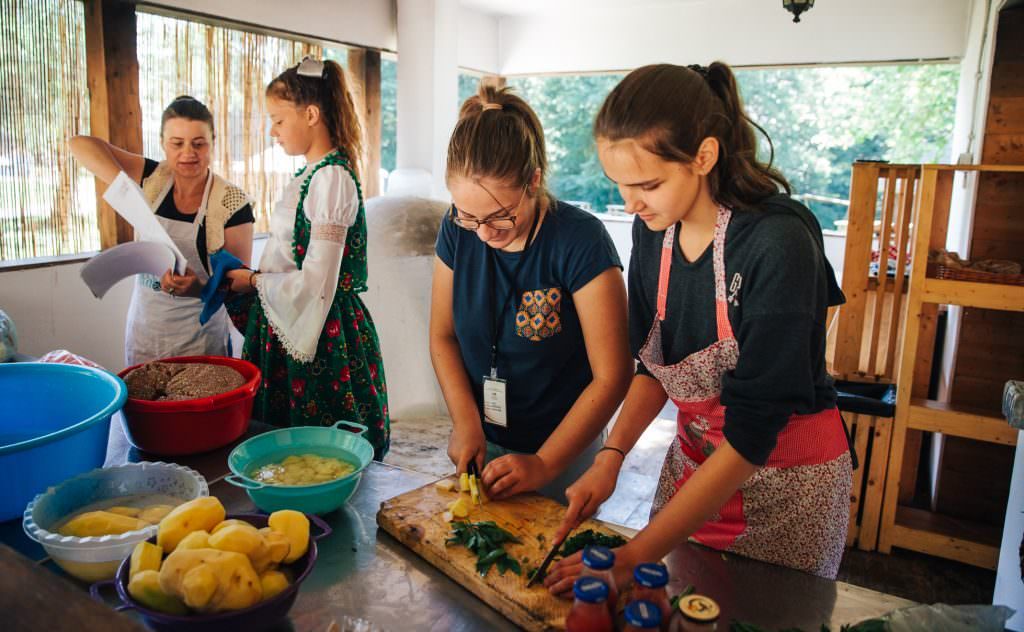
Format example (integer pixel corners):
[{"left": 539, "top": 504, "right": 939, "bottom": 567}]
[
  {"left": 566, "top": 577, "right": 614, "bottom": 632},
  {"left": 623, "top": 599, "right": 663, "bottom": 632},
  {"left": 632, "top": 562, "right": 672, "bottom": 626},
  {"left": 580, "top": 545, "right": 619, "bottom": 616}
]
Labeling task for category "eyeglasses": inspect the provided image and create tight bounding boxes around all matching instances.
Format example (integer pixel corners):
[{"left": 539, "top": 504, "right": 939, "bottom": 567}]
[{"left": 450, "top": 186, "right": 528, "bottom": 231}]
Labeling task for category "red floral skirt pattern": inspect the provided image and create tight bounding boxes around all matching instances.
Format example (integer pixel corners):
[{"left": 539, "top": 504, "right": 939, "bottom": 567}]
[{"left": 227, "top": 290, "right": 390, "bottom": 460}]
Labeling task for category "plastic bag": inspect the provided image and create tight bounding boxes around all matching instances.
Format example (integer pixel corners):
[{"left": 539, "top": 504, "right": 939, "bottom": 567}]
[
  {"left": 37, "top": 349, "right": 104, "bottom": 370},
  {"left": 884, "top": 603, "right": 1015, "bottom": 632}
]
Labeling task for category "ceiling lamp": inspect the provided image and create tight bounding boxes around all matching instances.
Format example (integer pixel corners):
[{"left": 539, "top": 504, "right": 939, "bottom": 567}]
[{"left": 783, "top": 0, "right": 815, "bottom": 23}]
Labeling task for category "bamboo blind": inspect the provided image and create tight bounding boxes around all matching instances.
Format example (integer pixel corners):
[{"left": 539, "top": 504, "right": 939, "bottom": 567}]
[
  {"left": 136, "top": 12, "right": 349, "bottom": 232},
  {"left": 0, "top": 0, "right": 94, "bottom": 262}
]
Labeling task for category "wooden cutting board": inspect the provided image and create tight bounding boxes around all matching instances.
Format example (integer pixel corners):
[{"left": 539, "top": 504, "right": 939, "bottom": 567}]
[{"left": 377, "top": 476, "right": 630, "bottom": 632}]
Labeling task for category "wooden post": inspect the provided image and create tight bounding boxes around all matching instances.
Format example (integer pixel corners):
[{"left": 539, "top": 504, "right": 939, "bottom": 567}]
[
  {"left": 84, "top": 0, "right": 141, "bottom": 248},
  {"left": 347, "top": 48, "right": 382, "bottom": 199}
]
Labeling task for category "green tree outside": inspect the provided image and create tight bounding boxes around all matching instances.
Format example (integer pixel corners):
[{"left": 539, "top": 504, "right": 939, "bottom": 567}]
[{"left": 506, "top": 64, "right": 959, "bottom": 229}]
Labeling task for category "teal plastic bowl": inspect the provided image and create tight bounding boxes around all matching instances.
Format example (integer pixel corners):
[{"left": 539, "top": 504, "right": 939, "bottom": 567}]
[{"left": 226, "top": 421, "right": 373, "bottom": 514}]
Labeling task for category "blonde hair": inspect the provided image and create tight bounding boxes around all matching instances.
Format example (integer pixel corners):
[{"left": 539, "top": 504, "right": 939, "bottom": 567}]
[
  {"left": 446, "top": 85, "right": 549, "bottom": 200},
  {"left": 267, "top": 59, "right": 363, "bottom": 179}
]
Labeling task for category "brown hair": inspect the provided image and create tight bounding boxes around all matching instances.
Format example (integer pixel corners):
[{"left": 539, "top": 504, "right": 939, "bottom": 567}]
[
  {"left": 446, "top": 84, "right": 550, "bottom": 202},
  {"left": 594, "top": 63, "right": 790, "bottom": 210},
  {"left": 160, "top": 95, "right": 214, "bottom": 139},
  {"left": 266, "top": 59, "right": 363, "bottom": 179}
]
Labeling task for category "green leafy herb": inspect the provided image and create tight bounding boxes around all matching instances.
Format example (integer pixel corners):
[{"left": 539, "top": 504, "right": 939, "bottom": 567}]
[
  {"left": 669, "top": 584, "right": 695, "bottom": 610},
  {"left": 446, "top": 520, "right": 523, "bottom": 578},
  {"left": 559, "top": 529, "right": 627, "bottom": 556}
]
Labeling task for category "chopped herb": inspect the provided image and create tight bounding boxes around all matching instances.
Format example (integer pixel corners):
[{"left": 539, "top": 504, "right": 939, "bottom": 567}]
[
  {"left": 447, "top": 520, "right": 523, "bottom": 578},
  {"left": 559, "top": 529, "right": 627, "bottom": 556}
]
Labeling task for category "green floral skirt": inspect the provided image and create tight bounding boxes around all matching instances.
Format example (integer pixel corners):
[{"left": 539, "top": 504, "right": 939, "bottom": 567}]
[{"left": 227, "top": 291, "right": 390, "bottom": 460}]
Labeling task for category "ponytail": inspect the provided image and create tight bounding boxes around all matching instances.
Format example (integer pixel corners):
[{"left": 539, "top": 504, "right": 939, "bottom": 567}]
[
  {"left": 267, "top": 58, "right": 363, "bottom": 179},
  {"left": 594, "top": 62, "right": 790, "bottom": 210},
  {"left": 446, "top": 84, "right": 550, "bottom": 201}
]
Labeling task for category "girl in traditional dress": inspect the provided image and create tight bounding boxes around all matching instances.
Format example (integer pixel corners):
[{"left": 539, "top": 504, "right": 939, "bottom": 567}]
[{"left": 226, "top": 58, "right": 390, "bottom": 458}]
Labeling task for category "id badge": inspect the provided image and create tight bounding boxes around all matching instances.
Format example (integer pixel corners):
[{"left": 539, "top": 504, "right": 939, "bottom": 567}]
[{"left": 482, "top": 376, "right": 508, "bottom": 427}]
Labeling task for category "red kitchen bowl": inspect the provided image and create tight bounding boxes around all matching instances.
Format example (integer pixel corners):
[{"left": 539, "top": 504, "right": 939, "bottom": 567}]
[{"left": 117, "top": 356, "right": 260, "bottom": 456}]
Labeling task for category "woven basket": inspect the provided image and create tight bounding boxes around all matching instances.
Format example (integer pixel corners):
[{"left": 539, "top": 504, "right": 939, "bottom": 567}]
[{"left": 927, "top": 263, "right": 1024, "bottom": 286}]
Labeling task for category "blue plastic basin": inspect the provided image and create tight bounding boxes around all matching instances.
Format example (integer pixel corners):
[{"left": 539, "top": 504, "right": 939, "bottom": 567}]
[
  {"left": 226, "top": 421, "right": 374, "bottom": 515},
  {"left": 0, "top": 363, "right": 127, "bottom": 521}
]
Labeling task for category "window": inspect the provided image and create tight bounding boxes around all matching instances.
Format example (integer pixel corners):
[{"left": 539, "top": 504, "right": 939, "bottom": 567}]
[
  {"left": 506, "top": 74, "right": 624, "bottom": 213},
  {"left": 0, "top": 0, "right": 94, "bottom": 262},
  {"left": 459, "top": 72, "right": 481, "bottom": 105},
  {"left": 507, "top": 64, "right": 959, "bottom": 230},
  {"left": 137, "top": 12, "right": 358, "bottom": 232},
  {"left": 381, "top": 56, "right": 397, "bottom": 174},
  {"left": 735, "top": 63, "right": 959, "bottom": 230}
]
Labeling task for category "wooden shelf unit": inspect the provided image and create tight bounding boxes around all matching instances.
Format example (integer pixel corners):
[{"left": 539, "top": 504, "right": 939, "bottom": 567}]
[
  {"left": 877, "top": 164, "right": 1023, "bottom": 570},
  {"left": 831, "top": 163, "right": 918, "bottom": 552}
]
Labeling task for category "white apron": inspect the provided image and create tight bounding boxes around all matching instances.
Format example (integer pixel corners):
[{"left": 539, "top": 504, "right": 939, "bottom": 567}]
[{"left": 124, "top": 171, "right": 231, "bottom": 365}]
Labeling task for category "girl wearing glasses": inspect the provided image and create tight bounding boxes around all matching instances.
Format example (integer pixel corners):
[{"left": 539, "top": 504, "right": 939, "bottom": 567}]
[{"left": 430, "top": 85, "right": 633, "bottom": 503}]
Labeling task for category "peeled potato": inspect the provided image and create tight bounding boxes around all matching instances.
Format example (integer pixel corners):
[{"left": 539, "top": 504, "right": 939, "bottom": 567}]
[{"left": 267, "top": 510, "right": 309, "bottom": 564}]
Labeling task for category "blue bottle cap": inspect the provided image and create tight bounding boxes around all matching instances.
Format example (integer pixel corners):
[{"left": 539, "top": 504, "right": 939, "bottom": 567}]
[
  {"left": 633, "top": 562, "right": 669, "bottom": 588},
  {"left": 581, "top": 545, "right": 615, "bottom": 570},
  {"left": 624, "top": 600, "right": 663, "bottom": 628},
  {"left": 573, "top": 577, "right": 609, "bottom": 603}
]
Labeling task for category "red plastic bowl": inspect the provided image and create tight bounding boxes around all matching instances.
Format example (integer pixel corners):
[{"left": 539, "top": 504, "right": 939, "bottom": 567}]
[{"left": 117, "top": 356, "right": 260, "bottom": 456}]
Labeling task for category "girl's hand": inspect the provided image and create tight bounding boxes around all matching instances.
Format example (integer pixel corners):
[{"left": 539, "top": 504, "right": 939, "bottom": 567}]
[
  {"left": 544, "top": 541, "right": 636, "bottom": 599},
  {"left": 551, "top": 451, "right": 623, "bottom": 545},
  {"left": 481, "top": 454, "right": 551, "bottom": 500},
  {"left": 447, "top": 422, "right": 486, "bottom": 477},
  {"left": 226, "top": 268, "right": 257, "bottom": 294},
  {"left": 161, "top": 267, "right": 202, "bottom": 298}
]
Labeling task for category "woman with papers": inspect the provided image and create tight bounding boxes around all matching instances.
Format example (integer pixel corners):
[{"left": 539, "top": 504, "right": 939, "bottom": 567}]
[{"left": 70, "top": 96, "right": 254, "bottom": 365}]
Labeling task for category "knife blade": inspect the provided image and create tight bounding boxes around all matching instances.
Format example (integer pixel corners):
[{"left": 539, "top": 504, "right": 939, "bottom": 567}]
[
  {"left": 527, "top": 530, "right": 570, "bottom": 587},
  {"left": 467, "top": 461, "right": 481, "bottom": 505}
]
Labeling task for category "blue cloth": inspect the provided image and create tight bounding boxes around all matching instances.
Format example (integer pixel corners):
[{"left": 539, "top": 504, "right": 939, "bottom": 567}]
[
  {"left": 435, "top": 201, "right": 622, "bottom": 453},
  {"left": 200, "top": 249, "right": 244, "bottom": 325}
]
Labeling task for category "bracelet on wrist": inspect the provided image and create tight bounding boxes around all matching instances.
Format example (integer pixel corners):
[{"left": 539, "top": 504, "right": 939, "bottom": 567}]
[{"left": 597, "top": 445, "right": 626, "bottom": 460}]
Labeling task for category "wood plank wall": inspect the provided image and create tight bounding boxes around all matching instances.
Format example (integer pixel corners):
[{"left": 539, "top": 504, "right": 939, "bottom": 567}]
[
  {"left": 84, "top": 0, "right": 141, "bottom": 248},
  {"left": 938, "top": 6, "right": 1024, "bottom": 524}
]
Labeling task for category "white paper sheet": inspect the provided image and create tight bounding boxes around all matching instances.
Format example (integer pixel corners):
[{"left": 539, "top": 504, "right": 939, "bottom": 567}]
[
  {"left": 102, "top": 171, "right": 187, "bottom": 274},
  {"left": 80, "top": 241, "right": 176, "bottom": 299}
]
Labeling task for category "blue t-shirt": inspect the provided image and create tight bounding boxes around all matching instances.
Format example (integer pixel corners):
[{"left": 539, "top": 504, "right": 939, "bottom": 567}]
[{"left": 436, "top": 200, "right": 622, "bottom": 453}]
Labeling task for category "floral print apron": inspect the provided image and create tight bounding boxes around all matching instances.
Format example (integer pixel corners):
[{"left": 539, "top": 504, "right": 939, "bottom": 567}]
[{"left": 640, "top": 206, "right": 851, "bottom": 578}]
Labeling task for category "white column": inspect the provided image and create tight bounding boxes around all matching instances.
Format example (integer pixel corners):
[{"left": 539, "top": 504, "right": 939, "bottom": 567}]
[{"left": 391, "top": 0, "right": 459, "bottom": 200}]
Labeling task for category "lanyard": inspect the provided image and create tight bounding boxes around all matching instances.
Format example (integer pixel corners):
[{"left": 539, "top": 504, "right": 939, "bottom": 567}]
[{"left": 487, "top": 202, "right": 542, "bottom": 377}]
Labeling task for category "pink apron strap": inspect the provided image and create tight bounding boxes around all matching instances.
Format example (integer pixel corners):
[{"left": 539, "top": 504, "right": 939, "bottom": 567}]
[
  {"left": 656, "top": 226, "right": 675, "bottom": 321},
  {"left": 656, "top": 208, "right": 735, "bottom": 341},
  {"left": 712, "top": 207, "right": 734, "bottom": 341}
]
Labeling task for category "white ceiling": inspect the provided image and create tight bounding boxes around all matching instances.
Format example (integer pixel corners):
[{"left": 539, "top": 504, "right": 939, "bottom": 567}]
[{"left": 459, "top": 0, "right": 706, "bottom": 17}]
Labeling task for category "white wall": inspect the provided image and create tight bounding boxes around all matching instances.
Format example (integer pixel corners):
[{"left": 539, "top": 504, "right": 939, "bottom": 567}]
[
  {"left": 147, "top": 0, "right": 397, "bottom": 51},
  {"left": 395, "top": 0, "right": 460, "bottom": 200},
  {"left": 0, "top": 260, "right": 131, "bottom": 372},
  {"left": 458, "top": 7, "right": 501, "bottom": 74},
  {"left": 496, "top": 0, "right": 972, "bottom": 75}
]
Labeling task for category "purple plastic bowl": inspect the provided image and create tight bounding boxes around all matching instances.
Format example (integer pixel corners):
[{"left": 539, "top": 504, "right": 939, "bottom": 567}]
[{"left": 89, "top": 512, "right": 331, "bottom": 632}]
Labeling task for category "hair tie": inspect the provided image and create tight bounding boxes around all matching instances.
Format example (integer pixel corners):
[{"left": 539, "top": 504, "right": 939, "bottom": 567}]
[
  {"left": 480, "top": 102, "right": 502, "bottom": 111},
  {"left": 297, "top": 56, "right": 325, "bottom": 79},
  {"left": 687, "top": 64, "right": 710, "bottom": 80}
]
